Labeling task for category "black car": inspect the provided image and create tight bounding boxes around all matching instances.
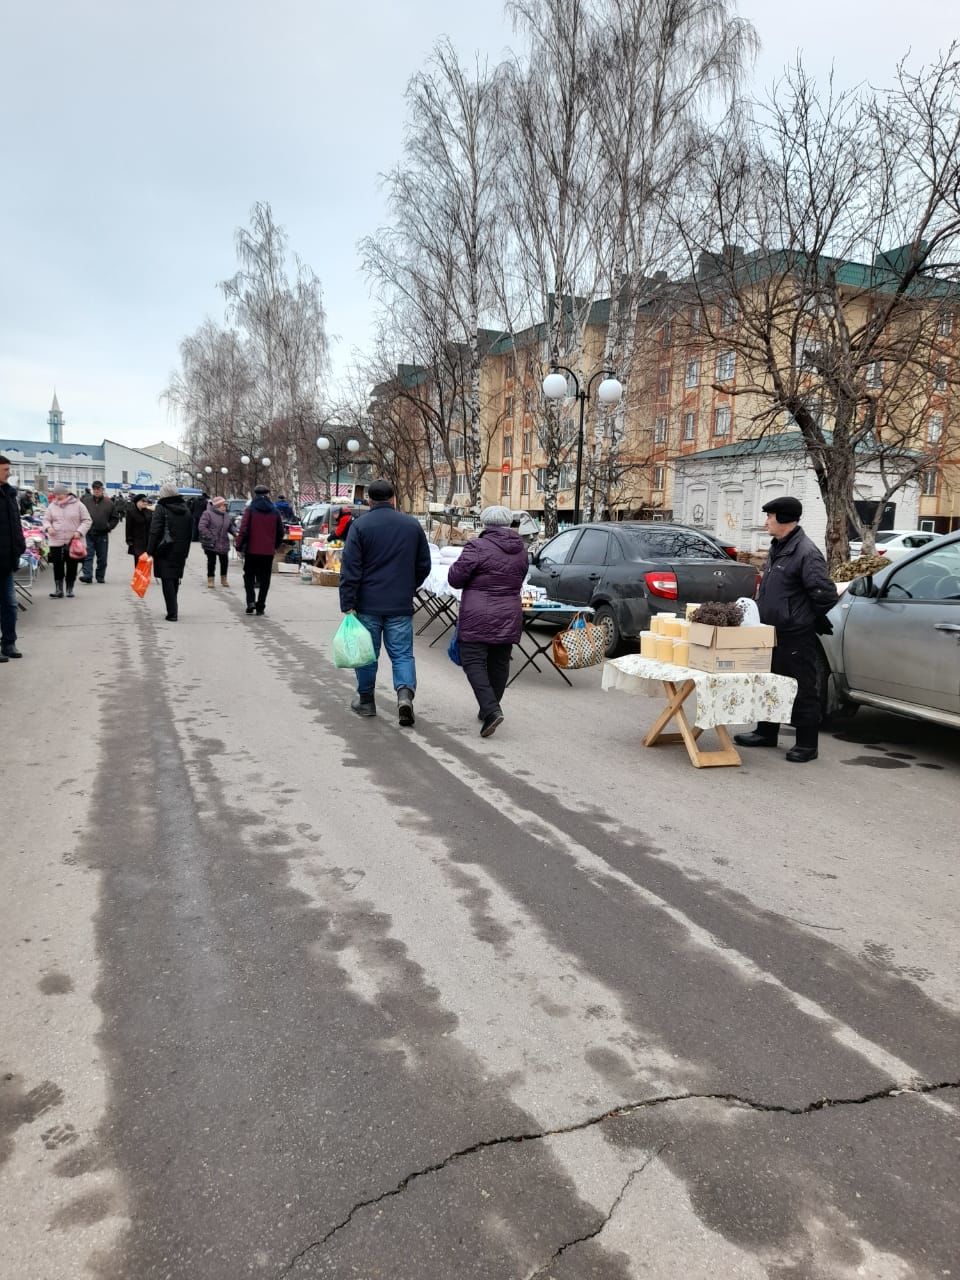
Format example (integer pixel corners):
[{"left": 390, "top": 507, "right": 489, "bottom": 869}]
[{"left": 527, "top": 522, "right": 760, "bottom": 656}]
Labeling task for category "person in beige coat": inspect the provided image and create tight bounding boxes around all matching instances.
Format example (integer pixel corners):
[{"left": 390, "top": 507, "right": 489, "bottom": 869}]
[{"left": 42, "top": 484, "right": 92, "bottom": 598}]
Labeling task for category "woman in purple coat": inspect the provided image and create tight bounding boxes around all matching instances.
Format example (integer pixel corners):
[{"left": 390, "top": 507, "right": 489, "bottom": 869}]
[{"left": 447, "top": 506, "right": 529, "bottom": 738}]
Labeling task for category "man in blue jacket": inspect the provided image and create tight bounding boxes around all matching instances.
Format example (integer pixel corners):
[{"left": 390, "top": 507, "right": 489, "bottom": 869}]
[{"left": 338, "top": 477, "right": 431, "bottom": 725}]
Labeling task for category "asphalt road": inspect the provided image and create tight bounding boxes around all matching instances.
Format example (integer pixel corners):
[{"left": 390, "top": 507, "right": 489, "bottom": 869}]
[{"left": 2, "top": 547, "right": 958, "bottom": 1280}]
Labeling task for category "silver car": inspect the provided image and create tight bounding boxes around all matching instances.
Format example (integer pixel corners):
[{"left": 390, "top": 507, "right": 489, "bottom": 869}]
[{"left": 818, "top": 529, "right": 960, "bottom": 728}]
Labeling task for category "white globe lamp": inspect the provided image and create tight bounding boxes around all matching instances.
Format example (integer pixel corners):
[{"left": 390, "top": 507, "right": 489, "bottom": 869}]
[
  {"left": 597, "top": 377, "right": 624, "bottom": 406},
  {"left": 346, "top": 438, "right": 361, "bottom": 453},
  {"left": 316, "top": 436, "right": 330, "bottom": 451},
  {"left": 261, "top": 457, "right": 270, "bottom": 467},
  {"left": 240, "top": 454, "right": 251, "bottom": 465},
  {"left": 542, "top": 372, "right": 569, "bottom": 401}
]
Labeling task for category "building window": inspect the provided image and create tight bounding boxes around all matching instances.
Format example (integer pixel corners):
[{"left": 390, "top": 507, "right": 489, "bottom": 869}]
[
  {"left": 714, "top": 406, "right": 731, "bottom": 436},
  {"left": 505, "top": 353, "right": 515, "bottom": 379},
  {"left": 454, "top": 472, "right": 469, "bottom": 495},
  {"left": 653, "top": 465, "right": 665, "bottom": 490},
  {"left": 866, "top": 360, "right": 882, "bottom": 389},
  {"left": 928, "top": 413, "right": 943, "bottom": 443},
  {"left": 561, "top": 418, "right": 577, "bottom": 445},
  {"left": 922, "top": 469, "right": 938, "bottom": 497},
  {"left": 503, "top": 435, "right": 513, "bottom": 458},
  {"left": 501, "top": 474, "right": 510, "bottom": 497},
  {"left": 521, "top": 473, "right": 530, "bottom": 496},
  {"left": 661, "top": 321, "right": 672, "bottom": 346},
  {"left": 452, "top": 435, "right": 465, "bottom": 459},
  {"left": 685, "top": 359, "right": 699, "bottom": 388},
  {"left": 690, "top": 305, "right": 702, "bottom": 332},
  {"left": 658, "top": 366, "right": 670, "bottom": 396},
  {"left": 721, "top": 297, "right": 739, "bottom": 327},
  {"left": 935, "top": 363, "right": 948, "bottom": 391},
  {"left": 504, "top": 395, "right": 514, "bottom": 417},
  {"left": 683, "top": 412, "right": 697, "bottom": 441},
  {"left": 715, "top": 350, "right": 736, "bottom": 381},
  {"left": 535, "top": 467, "right": 547, "bottom": 492},
  {"left": 559, "top": 464, "right": 576, "bottom": 490},
  {"left": 121, "top": 469, "right": 129, "bottom": 483},
  {"left": 938, "top": 312, "right": 954, "bottom": 337},
  {"left": 522, "top": 430, "right": 533, "bottom": 454},
  {"left": 654, "top": 415, "right": 667, "bottom": 444},
  {"left": 524, "top": 389, "right": 533, "bottom": 413}
]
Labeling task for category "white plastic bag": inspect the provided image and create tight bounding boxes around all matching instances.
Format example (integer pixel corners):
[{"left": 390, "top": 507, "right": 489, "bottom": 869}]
[{"left": 737, "top": 597, "right": 761, "bottom": 626}]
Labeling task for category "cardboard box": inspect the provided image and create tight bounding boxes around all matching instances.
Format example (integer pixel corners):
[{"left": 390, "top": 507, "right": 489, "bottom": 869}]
[
  {"left": 687, "top": 622, "right": 775, "bottom": 649},
  {"left": 687, "top": 644, "right": 772, "bottom": 673},
  {"left": 686, "top": 623, "right": 775, "bottom": 674}
]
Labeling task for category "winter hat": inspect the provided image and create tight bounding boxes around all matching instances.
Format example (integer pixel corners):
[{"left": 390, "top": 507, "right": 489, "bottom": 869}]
[
  {"left": 480, "top": 505, "right": 513, "bottom": 527},
  {"left": 761, "top": 496, "right": 802, "bottom": 523},
  {"left": 158, "top": 482, "right": 178, "bottom": 499},
  {"left": 132, "top": 493, "right": 147, "bottom": 504},
  {"left": 368, "top": 478, "right": 395, "bottom": 501},
  {"left": 254, "top": 483, "right": 270, "bottom": 495},
  {"left": 51, "top": 482, "right": 70, "bottom": 496},
  {"left": 212, "top": 495, "right": 227, "bottom": 507}
]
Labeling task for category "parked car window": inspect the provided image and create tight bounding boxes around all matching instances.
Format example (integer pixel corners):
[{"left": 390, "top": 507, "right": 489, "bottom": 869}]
[
  {"left": 621, "top": 529, "right": 726, "bottom": 560},
  {"left": 570, "top": 530, "right": 610, "bottom": 565},
  {"left": 902, "top": 534, "right": 935, "bottom": 548},
  {"left": 885, "top": 543, "right": 960, "bottom": 601},
  {"left": 875, "top": 531, "right": 898, "bottom": 543},
  {"left": 538, "top": 529, "right": 580, "bottom": 565}
]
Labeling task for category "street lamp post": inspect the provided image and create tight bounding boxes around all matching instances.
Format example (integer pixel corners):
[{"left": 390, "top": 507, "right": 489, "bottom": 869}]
[
  {"left": 240, "top": 454, "right": 271, "bottom": 490},
  {"left": 542, "top": 366, "right": 624, "bottom": 524},
  {"left": 316, "top": 432, "right": 362, "bottom": 501}
]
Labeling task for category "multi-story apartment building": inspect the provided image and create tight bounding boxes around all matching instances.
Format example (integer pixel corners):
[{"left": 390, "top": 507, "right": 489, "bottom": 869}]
[{"left": 375, "top": 253, "right": 959, "bottom": 540}]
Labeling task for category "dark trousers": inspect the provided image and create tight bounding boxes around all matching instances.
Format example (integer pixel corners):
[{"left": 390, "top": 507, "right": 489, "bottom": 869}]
[
  {"left": 160, "top": 577, "right": 180, "bottom": 619},
  {"left": 82, "top": 531, "right": 109, "bottom": 581},
  {"left": 757, "top": 628, "right": 820, "bottom": 745},
  {"left": 459, "top": 642, "right": 512, "bottom": 720},
  {"left": 243, "top": 554, "right": 273, "bottom": 609},
  {"left": 205, "top": 550, "right": 229, "bottom": 577},
  {"left": 50, "top": 544, "right": 80, "bottom": 589},
  {"left": 1, "top": 570, "right": 16, "bottom": 647}
]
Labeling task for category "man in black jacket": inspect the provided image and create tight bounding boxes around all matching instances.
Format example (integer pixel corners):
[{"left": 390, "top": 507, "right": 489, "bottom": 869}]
[
  {"left": 80, "top": 480, "right": 118, "bottom": 583},
  {"left": 735, "top": 496, "right": 838, "bottom": 763},
  {"left": 0, "top": 455, "right": 26, "bottom": 661},
  {"left": 338, "top": 478, "right": 431, "bottom": 725}
]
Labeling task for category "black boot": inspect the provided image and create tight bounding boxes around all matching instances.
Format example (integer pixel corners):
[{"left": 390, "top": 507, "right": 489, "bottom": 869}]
[
  {"left": 50, "top": 585, "right": 64, "bottom": 598},
  {"left": 351, "top": 692, "right": 377, "bottom": 717},
  {"left": 734, "top": 722, "right": 779, "bottom": 748},
  {"left": 786, "top": 724, "right": 819, "bottom": 763},
  {"left": 397, "top": 687, "right": 415, "bottom": 727}
]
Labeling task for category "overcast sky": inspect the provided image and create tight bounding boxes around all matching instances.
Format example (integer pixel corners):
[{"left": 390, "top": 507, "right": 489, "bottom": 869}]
[{"left": 1, "top": 0, "right": 955, "bottom": 448}]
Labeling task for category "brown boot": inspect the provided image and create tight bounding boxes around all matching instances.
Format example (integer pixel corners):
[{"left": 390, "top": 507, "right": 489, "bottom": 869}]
[
  {"left": 207, "top": 576, "right": 215, "bottom": 589},
  {"left": 221, "top": 575, "right": 229, "bottom": 588}
]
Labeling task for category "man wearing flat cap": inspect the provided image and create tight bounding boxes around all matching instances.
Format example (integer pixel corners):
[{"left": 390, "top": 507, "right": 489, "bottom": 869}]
[{"left": 734, "top": 496, "right": 838, "bottom": 763}]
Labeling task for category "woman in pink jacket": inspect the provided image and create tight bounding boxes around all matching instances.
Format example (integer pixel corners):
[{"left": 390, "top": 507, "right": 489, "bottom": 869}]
[{"left": 42, "top": 483, "right": 92, "bottom": 598}]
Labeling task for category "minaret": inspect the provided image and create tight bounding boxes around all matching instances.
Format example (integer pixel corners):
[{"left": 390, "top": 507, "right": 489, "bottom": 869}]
[{"left": 49, "top": 392, "right": 64, "bottom": 444}]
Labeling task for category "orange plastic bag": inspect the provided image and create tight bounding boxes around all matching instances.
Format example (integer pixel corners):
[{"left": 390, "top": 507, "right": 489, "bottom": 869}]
[{"left": 131, "top": 553, "right": 153, "bottom": 598}]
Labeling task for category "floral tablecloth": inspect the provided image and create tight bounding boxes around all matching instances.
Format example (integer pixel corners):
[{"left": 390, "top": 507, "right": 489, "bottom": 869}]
[{"left": 602, "top": 654, "right": 797, "bottom": 730}]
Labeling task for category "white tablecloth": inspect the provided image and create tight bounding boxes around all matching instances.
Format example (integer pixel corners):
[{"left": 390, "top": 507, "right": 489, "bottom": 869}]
[{"left": 602, "top": 654, "right": 797, "bottom": 730}]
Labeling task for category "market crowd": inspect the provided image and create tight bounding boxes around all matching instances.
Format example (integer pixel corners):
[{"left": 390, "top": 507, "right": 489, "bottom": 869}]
[{"left": 2, "top": 456, "right": 837, "bottom": 758}]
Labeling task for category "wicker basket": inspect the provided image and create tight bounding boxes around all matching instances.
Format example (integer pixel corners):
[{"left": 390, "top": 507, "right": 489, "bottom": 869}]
[{"left": 313, "top": 569, "right": 341, "bottom": 588}]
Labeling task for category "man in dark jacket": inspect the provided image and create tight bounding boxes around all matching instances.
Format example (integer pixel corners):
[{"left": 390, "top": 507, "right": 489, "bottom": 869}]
[
  {"left": 80, "top": 480, "right": 118, "bottom": 583},
  {"left": 338, "top": 477, "right": 431, "bottom": 725},
  {"left": 735, "top": 496, "right": 839, "bottom": 763},
  {"left": 0, "top": 455, "right": 26, "bottom": 661},
  {"left": 236, "top": 486, "right": 284, "bottom": 615}
]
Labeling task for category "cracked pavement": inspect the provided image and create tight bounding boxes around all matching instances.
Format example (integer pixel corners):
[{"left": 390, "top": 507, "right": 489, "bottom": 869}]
[{"left": 2, "top": 559, "right": 959, "bottom": 1279}]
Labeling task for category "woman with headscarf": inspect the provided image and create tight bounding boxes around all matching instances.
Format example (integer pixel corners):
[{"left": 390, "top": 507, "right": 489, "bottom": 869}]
[
  {"left": 446, "top": 505, "right": 529, "bottom": 738},
  {"left": 42, "top": 483, "right": 92, "bottom": 598},
  {"left": 146, "top": 483, "right": 192, "bottom": 621},
  {"left": 197, "top": 494, "right": 234, "bottom": 589},
  {"left": 125, "top": 493, "right": 152, "bottom": 564}
]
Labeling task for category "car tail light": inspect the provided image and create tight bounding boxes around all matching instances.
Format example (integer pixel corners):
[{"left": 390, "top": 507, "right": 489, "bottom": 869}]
[
  {"left": 877, "top": 548, "right": 887, "bottom": 555},
  {"left": 721, "top": 544, "right": 738, "bottom": 559},
  {"left": 754, "top": 569, "right": 762, "bottom": 596},
  {"left": 645, "top": 570, "right": 678, "bottom": 599}
]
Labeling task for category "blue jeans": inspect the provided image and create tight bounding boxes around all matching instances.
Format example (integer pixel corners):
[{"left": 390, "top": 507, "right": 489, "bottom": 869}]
[
  {"left": 355, "top": 613, "right": 416, "bottom": 695},
  {"left": 0, "top": 570, "right": 16, "bottom": 648},
  {"left": 83, "top": 531, "right": 109, "bottom": 581}
]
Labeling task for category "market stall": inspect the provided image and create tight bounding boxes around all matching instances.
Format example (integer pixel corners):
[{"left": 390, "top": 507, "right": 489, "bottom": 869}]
[
  {"left": 508, "top": 603, "right": 598, "bottom": 687},
  {"left": 602, "top": 655, "right": 797, "bottom": 768}
]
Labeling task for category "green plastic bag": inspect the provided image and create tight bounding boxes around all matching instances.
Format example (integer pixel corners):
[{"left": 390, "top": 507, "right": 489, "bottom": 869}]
[{"left": 332, "top": 613, "right": 376, "bottom": 668}]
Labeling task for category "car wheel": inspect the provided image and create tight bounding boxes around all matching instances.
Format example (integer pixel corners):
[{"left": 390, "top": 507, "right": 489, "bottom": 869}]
[
  {"left": 593, "top": 605, "right": 624, "bottom": 658},
  {"left": 816, "top": 645, "right": 858, "bottom": 725}
]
